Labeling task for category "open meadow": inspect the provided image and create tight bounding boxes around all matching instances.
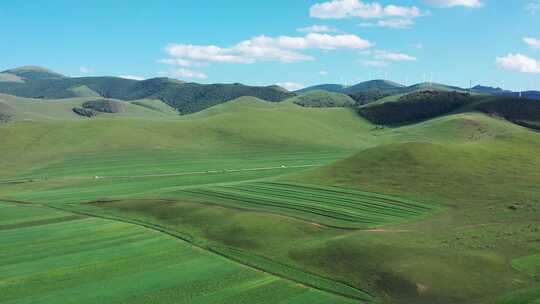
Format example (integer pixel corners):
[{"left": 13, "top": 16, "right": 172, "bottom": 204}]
[{"left": 1, "top": 93, "right": 540, "bottom": 303}]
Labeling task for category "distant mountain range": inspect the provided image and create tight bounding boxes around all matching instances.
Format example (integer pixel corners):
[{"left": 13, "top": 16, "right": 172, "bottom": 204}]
[
  {"left": 471, "top": 85, "right": 540, "bottom": 100},
  {"left": 0, "top": 66, "right": 537, "bottom": 116},
  {"left": 299, "top": 81, "right": 540, "bottom": 100}
]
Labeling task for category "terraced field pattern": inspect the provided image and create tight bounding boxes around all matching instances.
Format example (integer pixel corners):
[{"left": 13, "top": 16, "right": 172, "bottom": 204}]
[
  {"left": 175, "top": 182, "right": 439, "bottom": 229},
  {"left": 0, "top": 201, "right": 361, "bottom": 304}
]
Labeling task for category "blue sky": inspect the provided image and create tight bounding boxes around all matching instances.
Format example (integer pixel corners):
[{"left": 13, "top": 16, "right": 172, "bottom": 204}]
[{"left": 1, "top": 0, "right": 540, "bottom": 90}]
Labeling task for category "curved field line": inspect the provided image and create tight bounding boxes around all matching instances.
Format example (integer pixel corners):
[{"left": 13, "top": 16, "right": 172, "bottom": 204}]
[
  {"left": 247, "top": 183, "right": 430, "bottom": 213},
  {"left": 261, "top": 182, "right": 435, "bottom": 211},
  {"left": 181, "top": 189, "right": 378, "bottom": 225},
  {"left": 225, "top": 185, "right": 423, "bottom": 217},
  {"left": 217, "top": 186, "right": 410, "bottom": 221}
]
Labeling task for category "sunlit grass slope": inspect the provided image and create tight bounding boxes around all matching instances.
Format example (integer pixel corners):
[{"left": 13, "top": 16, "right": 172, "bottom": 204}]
[
  {"left": 0, "top": 96, "right": 375, "bottom": 180},
  {"left": 281, "top": 112, "right": 540, "bottom": 303}
]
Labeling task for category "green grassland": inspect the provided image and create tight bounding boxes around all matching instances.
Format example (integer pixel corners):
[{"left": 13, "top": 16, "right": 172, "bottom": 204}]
[
  {"left": 1, "top": 93, "right": 540, "bottom": 303},
  {"left": 512, "top": 254, "right": 540, "bottom": 277},
  {"left": 0, "top": 201, "right": 360, "bottom": 304}
]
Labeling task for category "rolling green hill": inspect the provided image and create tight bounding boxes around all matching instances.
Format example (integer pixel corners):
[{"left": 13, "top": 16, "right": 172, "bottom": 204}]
[
  {"left": 1, "top": 65, "right": 66, "bottom": 80},
  {"left": 284, "top": 112, "right": 540, "bottom": 303},
  {"left": 1, "top": 82, "right": 540, "bottom": 304},
  {"left": 0, "top": 66, "right": 295, "bottom": 114}
]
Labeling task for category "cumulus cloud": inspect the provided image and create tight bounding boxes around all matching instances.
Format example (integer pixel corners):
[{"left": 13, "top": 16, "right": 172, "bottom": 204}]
[
  {"left": 359, "top": 18, "right": 415, "bottom": 29},
  {"left": 157, "top": 58, "right": 194, "bottom": 67},
  {"left": 119, "top": 75, "right": 145, "bottom": 81},
  {"left": 163, "top": 33, "right": 372, "bottom": 65},
  {"left": 310, "top": 1, "right": 425, "bottom": 29},
  {"left": 162, "top": 68, "right": 208, "bottom": 79},
  {"left": 79, "top": 66, "right": 93, "bottom": 74},
  {"left": 524, "top": 37, "right": 540, "bottom": 49},
  {"left": 376, "top": 18, "right": 414, "bottom": 29},
  {"left": 319, "top": 70, "right": 328, "bottom": 75},
  {"left": 297, "top": 25, "right": 338, "bottom": 33},
  {"left": 423, "top": 0, "right": 483, "bottom": 8},
  {"left": 277, "top": 82, "right": 305, "bottom": 91},
  {"left": 373, "top": 50, "right": 417, "bottom": 61},
  {"left": 496, "top": 53, "right": 540, "bottom": 74},
  {"left": 310, "top": 0, "right": 423, "bottom": 19}
]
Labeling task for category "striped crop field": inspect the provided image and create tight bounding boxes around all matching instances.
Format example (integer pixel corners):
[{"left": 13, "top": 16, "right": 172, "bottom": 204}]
[
  {"left": 175, "top": 182, "right": 440, "bottom": 229},
  {"left": 0, "top": 201, "right": 362, "bottom": 304}
]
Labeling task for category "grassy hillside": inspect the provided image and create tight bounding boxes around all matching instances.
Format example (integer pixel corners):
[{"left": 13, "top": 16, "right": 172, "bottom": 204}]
[
  {"left": 2, "top": 92, "right": 539, "bottom": 304},
  {"left": 0, "top": 96, "right": 374, "bottom": 180},
  {"left": 283, "top": 113, "right": 540, "bottom": 303},
  {"left": 287, "top": 90, "right": 356, "bottom": 108}
]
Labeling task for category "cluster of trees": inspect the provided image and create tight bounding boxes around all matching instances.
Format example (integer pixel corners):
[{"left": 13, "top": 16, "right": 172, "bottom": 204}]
[
  {"left": 72, "top": 107, "right": 98, "bottom": 117},
  {"left": 82, "top": 99, "right": 123, "bottom": 113},
  {"left": 0, "top": 112, "right": 11, "bottom": 123},
  {"left": 476, "top": 98, "right": 540, "bottom": 130},
  {"left": 72, "top": 99, "right": 124, "bottom": 117},
  {"left": 292, "top": 91, "right": 356, "bottom": 108},
  {"left": 359, "top": 91, "right": 472, "bottom": 125},
  {"left": 348, "top": 90, "right": 391, "bottom": 105}
]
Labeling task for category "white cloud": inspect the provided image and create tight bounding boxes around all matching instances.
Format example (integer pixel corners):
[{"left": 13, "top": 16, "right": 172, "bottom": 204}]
[
  {"left": 277, "top": 82, "right": 305, "bottom": 91},
  {"left": 163, "top": 33, "right": 372, "bottom": 65},
  {"left": 297, "top": 25, "right": 338, "bottom": 33},
  {"left": 496, "top": 53, "right": 540, "bottom": 74},
  {"left": 119, "top": 75, "right": 145, "bottom": 81},
  {"left": 524, "top": 37, "right": 540, "bottom": 49},
  {"left": 424, "top": 0, "right": 483, "bottom": 8},
  {"left": 310, "top": 0, "right": 424, "bottom": 19},
  {"left": 376, "top": 18, "right": 414, "bottom": 29},
  {"left": 162, "top": 68, "right": 208, "bottom": 79},
  {"left": 157, "top": 58, "right": 194, "bottom": 67},
  {"left": 410, "top": 43, "right": 424, "bottom": 49},
  {"left": 359, "top": 18, "right": 415, "bottom": 29},
  {"left": 165, "top": 44, "right": 253, "bottom": 63},
  {"left": 526, "top": 1, "right": 540, "bottom": 14},
  {"left": 373, "top": 50, "right": 417, "bottom": 61},
  {"left": 79, "top": 66, "right": 93, "bottom": 74},
  {"left": 383, "top": 5, "right": 423, "bottom": 18},
  {"left": 359, "top": 60, "right": 388, "bottom": 67},
  {"left": 319, "top": 70, "right": 328, "bottom": 75}
]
